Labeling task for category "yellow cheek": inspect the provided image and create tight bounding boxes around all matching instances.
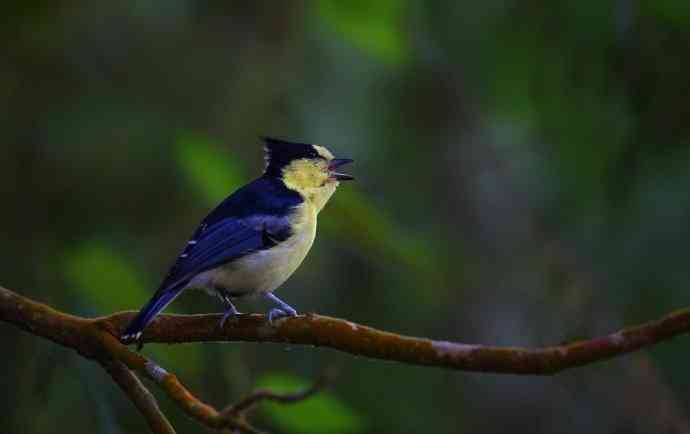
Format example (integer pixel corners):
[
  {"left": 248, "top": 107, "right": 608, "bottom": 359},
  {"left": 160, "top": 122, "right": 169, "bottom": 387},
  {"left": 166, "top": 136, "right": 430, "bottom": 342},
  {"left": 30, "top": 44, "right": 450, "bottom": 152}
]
[{"left": 283, "top": 159, "right": 329, "bottom": 190}]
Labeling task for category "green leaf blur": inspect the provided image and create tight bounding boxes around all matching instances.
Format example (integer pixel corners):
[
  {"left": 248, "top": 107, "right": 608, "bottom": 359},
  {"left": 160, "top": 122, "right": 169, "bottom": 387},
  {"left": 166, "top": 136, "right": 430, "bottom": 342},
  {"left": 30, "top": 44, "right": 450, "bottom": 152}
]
[
  {"left": 316, "top": 0, "right": 408, "bottom": 64},
  {"left": 256, "top": 373, "right": 364, "bottom": 434},
  {"left": 62, "top": 241, "right": 149, "bottom": 311},
  {"left": 176, "top": 134, "right": 248, "bottom": 204}
]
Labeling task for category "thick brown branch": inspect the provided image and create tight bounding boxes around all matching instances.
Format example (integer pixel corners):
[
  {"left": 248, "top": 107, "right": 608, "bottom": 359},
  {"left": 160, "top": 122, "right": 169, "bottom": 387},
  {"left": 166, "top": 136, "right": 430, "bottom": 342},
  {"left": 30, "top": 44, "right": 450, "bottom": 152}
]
[
  {"left": 0, "top": 286, "right": 310, "bottom": 433},
  {"left": 99, "top": 307, "right": 690, "bottom": 375},
  {"left": 102, "top": 360, "right": 176, "bottom": 434},
  {"left": 5, "top": 283, "right": 690, "bottom": 377},
  {"left": 3, "top": 285, "right": 690, "bottom": 376}
]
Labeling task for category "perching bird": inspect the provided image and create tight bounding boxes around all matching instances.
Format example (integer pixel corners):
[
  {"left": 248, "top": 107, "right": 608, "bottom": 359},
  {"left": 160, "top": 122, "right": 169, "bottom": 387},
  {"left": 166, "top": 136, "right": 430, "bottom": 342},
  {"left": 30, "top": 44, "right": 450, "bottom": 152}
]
[{"left": 121, "top": 138, "right": 353, "bottom": 344}]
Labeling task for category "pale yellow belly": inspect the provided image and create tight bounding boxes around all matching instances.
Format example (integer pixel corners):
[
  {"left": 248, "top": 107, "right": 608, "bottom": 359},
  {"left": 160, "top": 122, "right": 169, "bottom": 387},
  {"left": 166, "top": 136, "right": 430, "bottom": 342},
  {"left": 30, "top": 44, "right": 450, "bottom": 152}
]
[{"left": 189, "top": 205, "right": 317, "bottom": 296}]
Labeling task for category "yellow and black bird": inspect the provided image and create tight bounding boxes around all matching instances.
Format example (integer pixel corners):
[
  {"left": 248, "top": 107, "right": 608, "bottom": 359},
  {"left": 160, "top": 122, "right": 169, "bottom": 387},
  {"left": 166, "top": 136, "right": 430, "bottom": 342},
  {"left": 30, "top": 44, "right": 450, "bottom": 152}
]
[{"left": 121, "top": 138, "right": 353, "bottom": 343}]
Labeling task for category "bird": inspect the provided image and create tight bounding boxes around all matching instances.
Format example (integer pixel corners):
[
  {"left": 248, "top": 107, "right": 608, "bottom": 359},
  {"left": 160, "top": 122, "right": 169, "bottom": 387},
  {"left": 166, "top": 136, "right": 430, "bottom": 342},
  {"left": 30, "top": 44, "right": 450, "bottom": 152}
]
[{"left": 121, "top": 137, "right": 353, "bottom": 345}]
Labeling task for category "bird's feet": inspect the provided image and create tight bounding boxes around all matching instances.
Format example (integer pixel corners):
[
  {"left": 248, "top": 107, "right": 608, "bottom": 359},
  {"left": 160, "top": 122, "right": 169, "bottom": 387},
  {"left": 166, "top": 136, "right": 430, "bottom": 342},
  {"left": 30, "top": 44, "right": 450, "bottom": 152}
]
[
  {"left": 220, "top": 308, "right": 238, "bottom": 329},
  {"left": 219, "top": 294, "right": 240, "bottom": 329},
  {"left": 264, "top": 293, "right": 298, "bottom": 325},
  {"left": 267, "top": 306, "right": 298, "bottom": 323}
]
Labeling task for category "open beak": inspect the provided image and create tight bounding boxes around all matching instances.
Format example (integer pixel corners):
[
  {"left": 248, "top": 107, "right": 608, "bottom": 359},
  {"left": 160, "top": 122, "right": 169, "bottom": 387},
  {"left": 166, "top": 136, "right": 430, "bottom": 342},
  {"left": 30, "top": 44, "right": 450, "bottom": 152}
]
[{"left": 329, "top": 158, "right": 354, "bottom": 181}]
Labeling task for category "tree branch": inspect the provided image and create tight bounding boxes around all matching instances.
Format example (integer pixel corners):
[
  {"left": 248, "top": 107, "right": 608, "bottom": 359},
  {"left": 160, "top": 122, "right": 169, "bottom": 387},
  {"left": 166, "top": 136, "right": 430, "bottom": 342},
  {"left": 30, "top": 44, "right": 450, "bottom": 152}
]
[
  {"left": 228, "top": 370, "right": 332, "bottom": 416},
  {"left": 3, "top": 284, "right": 690, "bottom": 431},
  {"left": 0, "top": 286, "right": 318, "bottom": 433},
  {"left": 138, "top": 358, "right": 262, "bottom": 434},
  {"left": 101, "top": 305, "right": 690, "bottom": 376},
  {"left": 102, "top": 360, "right": 176, "bottom": 434}
]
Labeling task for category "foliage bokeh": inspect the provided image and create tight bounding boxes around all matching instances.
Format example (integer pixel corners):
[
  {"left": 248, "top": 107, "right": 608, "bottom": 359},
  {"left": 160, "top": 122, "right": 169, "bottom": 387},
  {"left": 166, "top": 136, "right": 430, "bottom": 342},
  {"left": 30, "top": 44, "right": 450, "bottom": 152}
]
[{"left": 3, "top": 1, "right": 690, "bottom": 433}]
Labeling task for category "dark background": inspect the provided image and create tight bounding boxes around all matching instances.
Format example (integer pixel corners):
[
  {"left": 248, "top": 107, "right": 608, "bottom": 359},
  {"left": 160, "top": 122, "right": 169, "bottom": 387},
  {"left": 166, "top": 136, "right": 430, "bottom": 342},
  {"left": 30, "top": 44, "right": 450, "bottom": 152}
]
[{"left": 3, "top": 2, "right": 690, "bottom": 433}]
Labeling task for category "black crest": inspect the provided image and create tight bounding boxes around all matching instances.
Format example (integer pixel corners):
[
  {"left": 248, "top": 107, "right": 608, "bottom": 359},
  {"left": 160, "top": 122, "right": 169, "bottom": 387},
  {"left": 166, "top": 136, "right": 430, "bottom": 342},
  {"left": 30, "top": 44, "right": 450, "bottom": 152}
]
[{"left": 263, "top": 137, "right": 321, "bottom": 177}]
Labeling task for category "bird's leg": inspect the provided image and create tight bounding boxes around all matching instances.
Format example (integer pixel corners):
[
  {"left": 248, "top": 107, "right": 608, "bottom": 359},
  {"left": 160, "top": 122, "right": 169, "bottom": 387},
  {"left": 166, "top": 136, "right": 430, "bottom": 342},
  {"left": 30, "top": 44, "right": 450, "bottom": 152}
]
[
  {"left": 218, "top": 291, "right": 240, "bottom": 328},
  {"left": 264, "top": 292, "right": 298, "bottom": 324}
]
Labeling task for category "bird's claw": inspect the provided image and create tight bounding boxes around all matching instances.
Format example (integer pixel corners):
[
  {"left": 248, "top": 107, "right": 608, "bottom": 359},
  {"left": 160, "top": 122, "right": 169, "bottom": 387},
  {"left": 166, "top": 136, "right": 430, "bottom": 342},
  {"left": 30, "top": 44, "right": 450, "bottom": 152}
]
[
  {"left": 219, "top": 295, "right": 240, "bottom": 329},
  {"left": 218, "top": 292, "right": 240, "bottom": 329},
  {"left": 267, "top": 307, "right": 297, "bottom": 324},
  {"left": 219, "top": 309, "right": 239, "bottom": 329},
  {"left": 264, "top": 292, "right": 297, "bottom": 325}
]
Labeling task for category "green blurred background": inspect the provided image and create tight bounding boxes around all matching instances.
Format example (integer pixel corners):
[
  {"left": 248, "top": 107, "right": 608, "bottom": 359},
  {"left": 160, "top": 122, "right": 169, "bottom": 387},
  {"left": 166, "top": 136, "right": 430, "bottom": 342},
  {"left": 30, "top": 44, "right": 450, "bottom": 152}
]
[{"left": 3, "top": 1, "right": 690, "bottom": 433}]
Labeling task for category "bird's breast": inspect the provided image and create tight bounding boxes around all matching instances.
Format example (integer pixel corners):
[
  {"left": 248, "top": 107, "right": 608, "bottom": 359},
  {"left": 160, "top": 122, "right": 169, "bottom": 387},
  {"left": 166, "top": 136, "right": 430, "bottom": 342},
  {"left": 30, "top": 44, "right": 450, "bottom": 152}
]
[{"left": 205, "top": 203, "right": 318, "bottom": 294}]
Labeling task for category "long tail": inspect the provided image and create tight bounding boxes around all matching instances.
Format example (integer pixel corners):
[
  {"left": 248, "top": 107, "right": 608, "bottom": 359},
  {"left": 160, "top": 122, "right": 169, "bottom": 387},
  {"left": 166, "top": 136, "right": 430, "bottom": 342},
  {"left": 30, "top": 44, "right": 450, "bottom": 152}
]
[{"left": 121, "top": 285, "right": 184, "bottom": 342}]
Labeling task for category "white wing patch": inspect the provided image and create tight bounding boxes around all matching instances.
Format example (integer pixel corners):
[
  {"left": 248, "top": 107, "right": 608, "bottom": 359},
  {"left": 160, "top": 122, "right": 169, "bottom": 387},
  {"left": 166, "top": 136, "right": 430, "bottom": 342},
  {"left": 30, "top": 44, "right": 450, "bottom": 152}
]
[{"left": 313, "top": 145, "right": 334, "bottom": 160}]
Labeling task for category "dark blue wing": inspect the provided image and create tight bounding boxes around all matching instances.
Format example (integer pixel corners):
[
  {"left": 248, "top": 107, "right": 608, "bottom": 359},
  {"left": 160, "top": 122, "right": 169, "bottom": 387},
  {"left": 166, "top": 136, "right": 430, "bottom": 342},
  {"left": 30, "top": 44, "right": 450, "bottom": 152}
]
[
  {"left": 158, "top": 176, "right": 303, "bottom": 291},
  {"left": 160, "top": 217, "right": 280, "bottom": 289}
]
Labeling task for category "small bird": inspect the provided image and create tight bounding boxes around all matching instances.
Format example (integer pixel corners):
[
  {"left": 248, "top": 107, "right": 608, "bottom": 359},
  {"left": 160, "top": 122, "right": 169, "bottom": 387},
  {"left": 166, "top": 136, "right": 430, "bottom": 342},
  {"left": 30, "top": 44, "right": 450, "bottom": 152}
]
[{"left": 121, "top": 137, "right": 353, "bottom": 344}]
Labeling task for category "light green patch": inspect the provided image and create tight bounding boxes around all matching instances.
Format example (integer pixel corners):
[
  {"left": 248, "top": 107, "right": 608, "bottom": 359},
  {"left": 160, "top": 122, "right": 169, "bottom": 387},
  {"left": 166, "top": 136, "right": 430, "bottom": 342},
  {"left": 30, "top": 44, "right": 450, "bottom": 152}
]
[
  {"left": 175, "top": 134, "right": 247, "bottom": 205},
  {"left": 315, "top": 0, "right": 408, "bottom": 65},
  {"left": 256, "top": 373, "right": 365, "bottom": 434},
  {"left": 62, "top": 241, "right": 150, "bottom": 311}
]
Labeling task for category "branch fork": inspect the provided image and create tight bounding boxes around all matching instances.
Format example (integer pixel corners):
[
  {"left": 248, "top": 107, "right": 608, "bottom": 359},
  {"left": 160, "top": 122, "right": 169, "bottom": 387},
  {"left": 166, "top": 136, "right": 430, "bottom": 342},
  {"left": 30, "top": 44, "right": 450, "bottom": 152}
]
[{"left": 2, "top": 285, "right": 690, "bottom": 432}]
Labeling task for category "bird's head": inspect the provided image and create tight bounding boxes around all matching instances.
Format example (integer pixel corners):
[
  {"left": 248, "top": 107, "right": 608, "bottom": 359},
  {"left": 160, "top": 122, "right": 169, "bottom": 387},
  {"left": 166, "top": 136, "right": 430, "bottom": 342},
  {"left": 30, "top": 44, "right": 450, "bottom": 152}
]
[{"left": 263, "top": 137, "right": 353, "bottom": 211}]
